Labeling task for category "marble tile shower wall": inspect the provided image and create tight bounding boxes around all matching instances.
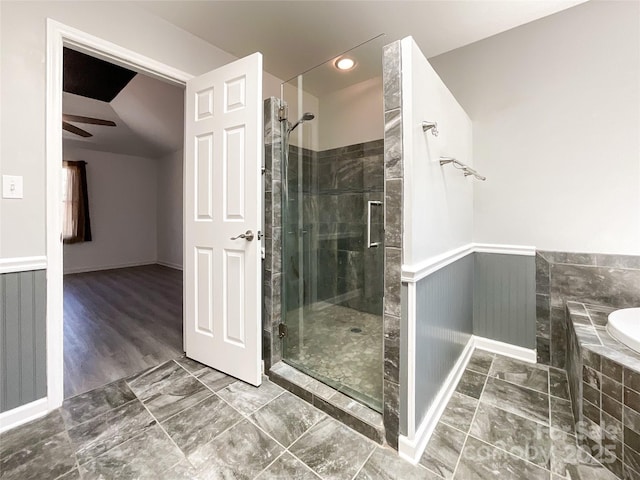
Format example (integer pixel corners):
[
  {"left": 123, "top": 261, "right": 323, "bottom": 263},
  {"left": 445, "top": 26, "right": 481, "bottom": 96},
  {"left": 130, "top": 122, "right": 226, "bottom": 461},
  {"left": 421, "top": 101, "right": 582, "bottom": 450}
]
[
  {"left": 536, "top": 251, "right": 640, "bottom": 369},
  {"left": 263, "top": 97, "right": 283, "bottom": 372},
  {"left": 282, "top": 141, "right": 384, "bottom": 315},
  {"left": 382, "top": 40, "right": 403, "bottom": 448}
]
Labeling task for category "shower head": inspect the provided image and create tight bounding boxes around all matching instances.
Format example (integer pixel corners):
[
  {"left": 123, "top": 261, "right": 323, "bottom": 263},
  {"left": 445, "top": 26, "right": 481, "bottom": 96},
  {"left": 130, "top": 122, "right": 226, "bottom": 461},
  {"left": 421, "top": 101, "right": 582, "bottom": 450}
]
[{"left": 288, "top": 112, "right": 315, "bottom": 133}]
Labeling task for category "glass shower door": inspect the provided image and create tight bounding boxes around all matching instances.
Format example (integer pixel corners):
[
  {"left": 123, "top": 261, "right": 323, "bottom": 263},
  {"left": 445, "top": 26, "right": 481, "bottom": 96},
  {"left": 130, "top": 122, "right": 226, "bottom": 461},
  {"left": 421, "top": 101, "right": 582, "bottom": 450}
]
[{"left": 281, "top": 36, "right": 386, "bottom": 412}]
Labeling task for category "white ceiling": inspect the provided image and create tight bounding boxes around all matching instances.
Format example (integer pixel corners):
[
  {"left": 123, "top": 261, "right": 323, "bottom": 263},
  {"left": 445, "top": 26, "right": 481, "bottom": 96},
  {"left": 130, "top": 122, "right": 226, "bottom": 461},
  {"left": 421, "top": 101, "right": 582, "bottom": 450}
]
[
  {"left": 65, "top": 0, "right": 587, "bottom": 155},
  {"left": 137, "top": 0, "right": 587, "bottom": 84}
]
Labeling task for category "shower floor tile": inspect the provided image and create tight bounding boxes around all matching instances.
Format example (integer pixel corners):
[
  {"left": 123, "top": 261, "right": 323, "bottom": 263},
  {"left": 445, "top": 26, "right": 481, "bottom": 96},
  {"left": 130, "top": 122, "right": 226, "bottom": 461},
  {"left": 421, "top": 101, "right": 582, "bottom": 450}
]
[{"left": 284, "top": 303, "right": 383, "bottom": 410}]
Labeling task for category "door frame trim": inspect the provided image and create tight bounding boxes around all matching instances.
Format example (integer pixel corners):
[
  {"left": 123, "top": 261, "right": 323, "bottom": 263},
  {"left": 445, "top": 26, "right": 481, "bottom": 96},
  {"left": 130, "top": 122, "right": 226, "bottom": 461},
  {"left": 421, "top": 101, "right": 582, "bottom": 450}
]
[{"left": 45, "top": 19, "right": 192, "bottom": 411}]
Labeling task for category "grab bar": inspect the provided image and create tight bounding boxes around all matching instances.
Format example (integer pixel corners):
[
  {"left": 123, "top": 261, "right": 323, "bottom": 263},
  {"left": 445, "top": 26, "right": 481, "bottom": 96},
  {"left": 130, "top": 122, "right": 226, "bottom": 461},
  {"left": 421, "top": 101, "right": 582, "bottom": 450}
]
[
  {"left": 439, "top": 157, "right": 486, "bottom": 181},
  {"left": 367, "top": 201, "right": 383, "bottom": 248}
]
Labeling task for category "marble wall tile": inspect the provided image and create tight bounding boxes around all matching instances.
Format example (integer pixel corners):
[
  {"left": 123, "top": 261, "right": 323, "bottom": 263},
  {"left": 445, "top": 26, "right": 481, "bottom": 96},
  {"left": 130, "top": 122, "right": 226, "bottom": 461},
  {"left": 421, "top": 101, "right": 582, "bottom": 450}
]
[
  {"left": 384, "top": 178, "right": 402, "bottom": 248},
  {"left": 383, "top": 314, "right": 400, "bottom": 384},
  {"left": 537, "top": 294, "right": 551, "bottom": 339},
  {"left": 550, "top": 263, "right": 640, "bottom": 309},
  {"left": 384, "top": 109, "right": 402, "bottom": 180},
  {"left": 595, "top": 254, "right": 640, "bottom": 269},
  {"left": 551, "top": 307, "right": 567, "bottom": 369},
  {"left": 383, "top": 380, "right": 400, "bottom": 449},
  {"left": 537, "top": 337, "right": 551, "bottom": 364},
  {"left": 383, "top": 41, "right": 401, "bottom": 111},
  {"left": 384, "top": 248, "right": 401, "bottom": 317}
]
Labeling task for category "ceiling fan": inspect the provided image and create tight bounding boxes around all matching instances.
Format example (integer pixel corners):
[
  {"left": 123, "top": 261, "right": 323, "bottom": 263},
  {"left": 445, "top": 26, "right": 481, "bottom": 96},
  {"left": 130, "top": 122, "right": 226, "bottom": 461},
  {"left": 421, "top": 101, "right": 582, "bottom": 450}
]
[{"left": 62, "top": 114, "right": 116, "bottom": 138}]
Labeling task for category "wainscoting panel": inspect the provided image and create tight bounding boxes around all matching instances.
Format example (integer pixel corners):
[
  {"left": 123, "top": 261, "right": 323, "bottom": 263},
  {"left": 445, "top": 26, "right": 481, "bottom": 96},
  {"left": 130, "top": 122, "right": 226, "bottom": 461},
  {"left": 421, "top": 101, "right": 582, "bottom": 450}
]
[
  {"left": 473, "top": 252, "right": 536, "bottom": 349},
  {"left": 0, "top": 269, "right": 47, "bottom": 413},
  {"left": 414, "top": 254, "right": 474, "bottom": 430}
]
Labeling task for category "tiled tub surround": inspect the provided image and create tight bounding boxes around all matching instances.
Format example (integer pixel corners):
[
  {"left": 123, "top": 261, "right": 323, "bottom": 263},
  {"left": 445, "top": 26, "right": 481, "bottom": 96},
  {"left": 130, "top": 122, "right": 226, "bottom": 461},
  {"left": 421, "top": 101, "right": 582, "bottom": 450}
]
[
  {"left": 536, "top": 251, "right": 640, "bottom": 368},
  {"left": 0, "top": 356, "right": 434, "bottom": 480},
  {"left": 567, "top": 301, "right": 640, "bottom": 479}
]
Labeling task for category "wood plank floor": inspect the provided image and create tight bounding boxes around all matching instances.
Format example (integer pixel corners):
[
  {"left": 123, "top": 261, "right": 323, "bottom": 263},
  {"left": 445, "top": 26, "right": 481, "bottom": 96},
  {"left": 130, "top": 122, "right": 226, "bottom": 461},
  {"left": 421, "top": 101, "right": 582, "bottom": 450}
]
[{"left": 63, "top": 264, "right": 183, "bottom": 399}]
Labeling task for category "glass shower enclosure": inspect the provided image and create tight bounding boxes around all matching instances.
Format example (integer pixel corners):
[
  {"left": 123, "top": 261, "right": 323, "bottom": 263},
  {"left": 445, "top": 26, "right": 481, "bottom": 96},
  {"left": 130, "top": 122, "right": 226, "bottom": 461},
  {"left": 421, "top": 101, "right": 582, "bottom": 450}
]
[{"left": 280, "top": 36, "right": 386, "bottom": 411}]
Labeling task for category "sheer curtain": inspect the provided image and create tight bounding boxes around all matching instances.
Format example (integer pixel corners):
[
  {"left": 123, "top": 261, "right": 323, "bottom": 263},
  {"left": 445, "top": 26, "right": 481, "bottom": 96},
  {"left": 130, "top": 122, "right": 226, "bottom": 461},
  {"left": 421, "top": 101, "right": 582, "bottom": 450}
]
[{"left": 62, "top": 160, "right": 92, "bottom": 243}]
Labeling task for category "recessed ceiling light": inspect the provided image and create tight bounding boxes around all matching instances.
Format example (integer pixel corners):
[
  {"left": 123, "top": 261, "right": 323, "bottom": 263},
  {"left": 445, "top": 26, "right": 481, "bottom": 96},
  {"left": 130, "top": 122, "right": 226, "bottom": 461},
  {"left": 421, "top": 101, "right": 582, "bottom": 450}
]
[{"left": 335, "top": 57, "right": 356, "bottom": 71}]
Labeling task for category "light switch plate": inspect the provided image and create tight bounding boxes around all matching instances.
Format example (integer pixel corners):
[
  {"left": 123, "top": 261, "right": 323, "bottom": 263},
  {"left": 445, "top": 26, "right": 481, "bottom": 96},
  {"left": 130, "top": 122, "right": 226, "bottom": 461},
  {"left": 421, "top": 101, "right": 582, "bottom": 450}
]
[{"left": 2, "top": 175, "right": 23, "bottom": 199}]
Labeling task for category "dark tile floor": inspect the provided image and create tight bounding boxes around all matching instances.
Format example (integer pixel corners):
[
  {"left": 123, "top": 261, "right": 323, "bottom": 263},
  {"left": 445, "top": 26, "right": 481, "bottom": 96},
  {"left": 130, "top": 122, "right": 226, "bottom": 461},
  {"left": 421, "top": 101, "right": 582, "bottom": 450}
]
[
  {"left": 0, "top": 357, "right": 430, "bottom": 480},
  {"left": 0, "top": 351, "right": 621, "bottom": 480},
  {"left": 420, "top": 350, "right": 621, "bottom": 479}
]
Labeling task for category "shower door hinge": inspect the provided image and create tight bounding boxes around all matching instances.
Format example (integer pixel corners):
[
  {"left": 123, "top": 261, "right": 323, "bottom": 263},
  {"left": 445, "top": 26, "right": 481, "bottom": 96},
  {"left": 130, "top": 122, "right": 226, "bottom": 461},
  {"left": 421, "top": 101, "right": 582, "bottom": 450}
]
[
  {"left": 261, "top": 166, "right": 266, "bottom": 174},
  {"left": 278, "top": 323, "right": 288, "bottom": 339},
  {"left": 278, "top": 105, "right": 288, "bottom": 122}
]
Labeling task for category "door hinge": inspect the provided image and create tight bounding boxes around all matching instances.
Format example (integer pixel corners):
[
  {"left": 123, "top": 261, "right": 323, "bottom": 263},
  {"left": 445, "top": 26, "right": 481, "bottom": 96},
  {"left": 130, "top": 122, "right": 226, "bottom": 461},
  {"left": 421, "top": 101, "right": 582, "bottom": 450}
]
[
  {"left": 278, "top": 105, "right": 288, "bottom": 122},
  {"left": 278, "top": 323, "right": 288, "bottom": 338}
]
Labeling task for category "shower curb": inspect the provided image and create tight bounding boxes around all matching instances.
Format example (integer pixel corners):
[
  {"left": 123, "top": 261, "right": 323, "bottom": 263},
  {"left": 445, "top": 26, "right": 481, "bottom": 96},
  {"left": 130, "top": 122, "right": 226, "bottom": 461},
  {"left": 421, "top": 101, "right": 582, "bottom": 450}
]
[{"left": 268, "top": 362, "right": 386, "bottom": 445}]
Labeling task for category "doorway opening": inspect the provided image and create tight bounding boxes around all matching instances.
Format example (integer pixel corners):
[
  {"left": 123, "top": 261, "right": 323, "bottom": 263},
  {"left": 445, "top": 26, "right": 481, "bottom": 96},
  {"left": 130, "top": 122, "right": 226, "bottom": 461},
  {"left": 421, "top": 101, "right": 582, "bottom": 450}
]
[{"left": 61, "top": 47, "right": 186, "bottom": 398}]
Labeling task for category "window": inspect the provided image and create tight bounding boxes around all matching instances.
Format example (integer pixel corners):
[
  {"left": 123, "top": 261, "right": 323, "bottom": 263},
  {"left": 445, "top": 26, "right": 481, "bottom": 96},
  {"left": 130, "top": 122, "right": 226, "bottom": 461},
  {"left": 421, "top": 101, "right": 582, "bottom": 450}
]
[{"left": 62, "top": 161, "right": 92, "bottom": 243}]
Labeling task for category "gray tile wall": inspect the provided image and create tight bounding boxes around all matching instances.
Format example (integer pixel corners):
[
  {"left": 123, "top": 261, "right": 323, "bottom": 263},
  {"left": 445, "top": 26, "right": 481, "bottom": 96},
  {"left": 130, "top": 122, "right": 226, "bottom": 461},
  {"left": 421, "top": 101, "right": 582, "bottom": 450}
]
[
  {"left": 414, "top": 254, "right": 474, "bottom": 431},
  {"left": 284, "top": 140, "right": 384, "bottom": 315},
  {"left": 263, "top": 97, "right": 283, "bottom": 372},
  {"left": 536, "top": 251, "right": 640, "bottom": 368},
  {"left": 382, "top": 40, "right": 403, "bottom": 449},
  {"left": 0, "top": 269, "right": 47, "bottom": 413},
  {"left": 473, "top": 253, "right": 536, "bottom": 349}
]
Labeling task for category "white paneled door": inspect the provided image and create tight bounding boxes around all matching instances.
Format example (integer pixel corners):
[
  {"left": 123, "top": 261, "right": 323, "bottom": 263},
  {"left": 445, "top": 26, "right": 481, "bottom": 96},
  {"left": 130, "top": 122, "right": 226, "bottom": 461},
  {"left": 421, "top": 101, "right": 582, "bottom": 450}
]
[{"left": 184, "top": 53, "right": 263, "bottom": 386}]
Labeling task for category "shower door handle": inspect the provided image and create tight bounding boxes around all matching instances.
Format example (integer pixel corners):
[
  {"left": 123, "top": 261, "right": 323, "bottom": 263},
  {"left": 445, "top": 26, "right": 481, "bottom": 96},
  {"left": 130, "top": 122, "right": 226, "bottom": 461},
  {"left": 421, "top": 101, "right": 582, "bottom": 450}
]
[
  {"left": 230, "top": 230, "right": 254, "bottom": 241},
  {"left": 367, "top": 201, "right": 383, "bottom": 248}
]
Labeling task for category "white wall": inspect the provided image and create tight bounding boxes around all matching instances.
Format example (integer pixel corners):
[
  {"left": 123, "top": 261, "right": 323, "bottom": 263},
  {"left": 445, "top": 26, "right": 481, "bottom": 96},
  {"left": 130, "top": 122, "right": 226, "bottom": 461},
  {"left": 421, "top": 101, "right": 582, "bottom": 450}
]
[
  {"left": 402, "top": 37, "right": 474, "bottom": 267},
  {"left": 0, "top": 0, "right": 283, "bottom": 258},
  {"left": 318, "top": 76, "right": 384, "bottom": 151},
  {"left": 430, "top": 0, "right": 640, "bottom": 255},
  {"left": 157, "top": 149, "right": 183, "bottom": 269},
  {"left": 62, "top": 146, "right": 158, "bottom": 274}
]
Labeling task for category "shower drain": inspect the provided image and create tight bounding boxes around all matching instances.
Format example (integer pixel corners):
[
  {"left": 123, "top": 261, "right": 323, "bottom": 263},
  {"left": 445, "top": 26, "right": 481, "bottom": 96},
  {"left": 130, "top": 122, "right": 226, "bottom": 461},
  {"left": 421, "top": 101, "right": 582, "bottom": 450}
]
[{"left": 350, "top": 327, "right": 362, "bottom": 333}]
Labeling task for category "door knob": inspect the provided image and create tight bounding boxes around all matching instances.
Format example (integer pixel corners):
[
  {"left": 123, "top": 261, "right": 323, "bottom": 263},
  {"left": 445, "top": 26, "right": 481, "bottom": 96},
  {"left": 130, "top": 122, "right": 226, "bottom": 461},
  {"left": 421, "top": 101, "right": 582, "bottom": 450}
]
[{"left": 230, "top": 230, "right": 254, "bottom": 241}]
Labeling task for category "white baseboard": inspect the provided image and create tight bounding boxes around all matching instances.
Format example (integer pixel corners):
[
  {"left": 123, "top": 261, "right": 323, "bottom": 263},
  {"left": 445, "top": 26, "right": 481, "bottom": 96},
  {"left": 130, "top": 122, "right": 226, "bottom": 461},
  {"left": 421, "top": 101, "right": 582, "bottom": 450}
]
[
  {"left": 0, "top": 398, "right": 49, "bottom": 433},
  {"left": 156, "top": 260, "right": 183, "bottom": 271},
  {"left": 473, "top": 336, "right": 537, "bottom": 364},
  {"left": 398, "top": 337, "right": 475, "bottom": 464},
  {"left": 398, "top": 335, "right": 537, "bottom": 464},
  {"left": 63, "top": 260, "right": 156, "bottom": 275}
]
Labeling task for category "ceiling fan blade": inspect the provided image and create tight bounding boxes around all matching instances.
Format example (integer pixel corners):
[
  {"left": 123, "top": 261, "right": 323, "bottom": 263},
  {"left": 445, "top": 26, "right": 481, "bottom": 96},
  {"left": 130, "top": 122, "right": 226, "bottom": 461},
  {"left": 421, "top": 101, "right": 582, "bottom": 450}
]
[
  {"left": 63, "top": 121, "right": 92, "bottom": 138},
  {"left": 62, "top": 114, "right": 116, "bottom": 127}
]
